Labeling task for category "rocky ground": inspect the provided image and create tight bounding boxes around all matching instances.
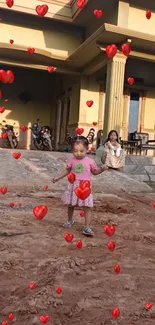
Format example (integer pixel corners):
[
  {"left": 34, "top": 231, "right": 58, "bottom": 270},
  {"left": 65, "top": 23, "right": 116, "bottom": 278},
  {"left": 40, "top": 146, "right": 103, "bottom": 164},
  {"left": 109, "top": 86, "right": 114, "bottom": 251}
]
[{"left": 0, "top": 149, "right": 155, "bottom": 325}]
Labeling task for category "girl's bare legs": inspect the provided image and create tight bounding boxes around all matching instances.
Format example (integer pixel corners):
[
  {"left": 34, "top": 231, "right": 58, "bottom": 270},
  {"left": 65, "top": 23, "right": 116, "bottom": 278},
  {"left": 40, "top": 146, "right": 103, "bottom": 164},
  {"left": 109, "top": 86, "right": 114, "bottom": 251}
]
[
  {"left": 63, "top": 205, "right": 74, "bottom": 228},
  {"left": 83, "top": 207, "right": 94, "bottom": 236}
]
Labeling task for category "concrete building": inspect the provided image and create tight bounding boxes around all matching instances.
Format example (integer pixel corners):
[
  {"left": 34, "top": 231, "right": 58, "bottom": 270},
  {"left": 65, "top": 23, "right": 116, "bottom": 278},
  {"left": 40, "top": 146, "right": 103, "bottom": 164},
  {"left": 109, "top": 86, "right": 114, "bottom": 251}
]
[{"left": 0, "top": 0, "right": 155, "bottom": 150}]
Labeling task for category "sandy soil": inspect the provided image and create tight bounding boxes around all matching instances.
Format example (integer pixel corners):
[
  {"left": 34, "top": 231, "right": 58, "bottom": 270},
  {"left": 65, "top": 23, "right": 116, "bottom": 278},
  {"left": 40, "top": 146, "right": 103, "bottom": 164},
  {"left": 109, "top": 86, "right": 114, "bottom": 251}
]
[{"left": 0, "top": 186, "right": 155, "bottom": 325}]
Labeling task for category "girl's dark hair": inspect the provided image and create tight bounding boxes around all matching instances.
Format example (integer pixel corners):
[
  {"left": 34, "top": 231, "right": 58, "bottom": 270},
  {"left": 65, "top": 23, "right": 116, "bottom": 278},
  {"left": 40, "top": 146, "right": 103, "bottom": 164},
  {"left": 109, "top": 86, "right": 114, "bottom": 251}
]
[
  {"left": 104, "top": 130, "right": 119, "bottom": 144},
  {"left": 71, "top": 136, "right": 89, "bottom": 149}
]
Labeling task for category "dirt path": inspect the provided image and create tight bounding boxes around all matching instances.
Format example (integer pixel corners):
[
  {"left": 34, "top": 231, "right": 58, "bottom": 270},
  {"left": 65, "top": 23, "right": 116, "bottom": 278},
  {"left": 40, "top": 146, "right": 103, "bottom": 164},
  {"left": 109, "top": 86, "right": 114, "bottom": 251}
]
[{"left": 0, "top": 185, "right": 155, "bottom": 325}]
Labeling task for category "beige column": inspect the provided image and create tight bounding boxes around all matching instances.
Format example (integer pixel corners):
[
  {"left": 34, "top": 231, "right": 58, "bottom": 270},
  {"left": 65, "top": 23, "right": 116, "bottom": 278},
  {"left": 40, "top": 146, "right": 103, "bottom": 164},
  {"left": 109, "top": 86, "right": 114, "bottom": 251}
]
[
  {"left": 140, "top": 91, "right": 147, "bottom": 131},
  {"left": 103, "top": 53, "right": 127, "bottom": 139}
]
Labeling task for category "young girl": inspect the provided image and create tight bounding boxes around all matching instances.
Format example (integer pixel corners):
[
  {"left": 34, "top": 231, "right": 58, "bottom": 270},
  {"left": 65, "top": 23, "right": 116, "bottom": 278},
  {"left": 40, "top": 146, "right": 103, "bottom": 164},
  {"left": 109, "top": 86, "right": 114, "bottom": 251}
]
[
  {"left": 52, "top": 136, "right": 108, "bottom": 236},
  {"left": 101, "top": 130, "right": 125, "bottom": 169}
]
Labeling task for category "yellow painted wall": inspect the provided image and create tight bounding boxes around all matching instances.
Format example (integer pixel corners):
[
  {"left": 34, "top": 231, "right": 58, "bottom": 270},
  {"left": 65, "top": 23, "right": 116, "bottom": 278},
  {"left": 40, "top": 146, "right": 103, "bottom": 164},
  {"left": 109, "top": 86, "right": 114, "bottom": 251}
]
[{"left": 128, "top": 7, "right": 155, "bottom": 35}]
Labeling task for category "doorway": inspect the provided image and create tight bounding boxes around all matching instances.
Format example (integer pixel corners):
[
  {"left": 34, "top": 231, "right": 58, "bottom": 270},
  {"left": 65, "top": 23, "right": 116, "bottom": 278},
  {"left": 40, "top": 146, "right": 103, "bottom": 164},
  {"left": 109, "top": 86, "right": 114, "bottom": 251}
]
[{"left": 128, "top": 92, "right": 140, "bottom": 139}]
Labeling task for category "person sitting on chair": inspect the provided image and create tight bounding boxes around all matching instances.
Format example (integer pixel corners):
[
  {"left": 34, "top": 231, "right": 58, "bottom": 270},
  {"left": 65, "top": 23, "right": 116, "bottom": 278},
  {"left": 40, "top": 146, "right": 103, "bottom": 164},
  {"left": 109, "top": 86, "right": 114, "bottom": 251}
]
[{"left": 101, "top": 130, "right": 125, "bottom": 170}]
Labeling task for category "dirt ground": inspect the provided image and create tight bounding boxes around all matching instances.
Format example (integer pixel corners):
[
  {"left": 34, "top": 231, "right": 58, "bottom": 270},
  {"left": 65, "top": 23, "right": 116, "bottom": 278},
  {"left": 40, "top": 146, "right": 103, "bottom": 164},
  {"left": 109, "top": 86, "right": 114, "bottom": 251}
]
[{"left": 0, "top": 185, "right": 155, "bottom": 325}]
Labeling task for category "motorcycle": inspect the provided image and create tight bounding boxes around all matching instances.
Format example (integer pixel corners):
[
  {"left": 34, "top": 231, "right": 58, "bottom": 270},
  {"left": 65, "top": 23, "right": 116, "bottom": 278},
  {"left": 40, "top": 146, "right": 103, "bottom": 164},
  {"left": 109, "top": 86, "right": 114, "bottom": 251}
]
[
  {"left": 31, "top": 119, "right": 52, "bottom": 151},
  {"left": 1, "top": 120, "right": 18, "bottom": 149}
]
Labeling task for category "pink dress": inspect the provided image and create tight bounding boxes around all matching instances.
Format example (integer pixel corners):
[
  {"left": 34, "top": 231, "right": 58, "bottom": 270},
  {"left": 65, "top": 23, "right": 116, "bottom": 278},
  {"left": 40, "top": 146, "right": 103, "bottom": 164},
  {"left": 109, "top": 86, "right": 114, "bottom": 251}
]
[{"left": 61, "top": 155, "right": 97, "bottom": 207}]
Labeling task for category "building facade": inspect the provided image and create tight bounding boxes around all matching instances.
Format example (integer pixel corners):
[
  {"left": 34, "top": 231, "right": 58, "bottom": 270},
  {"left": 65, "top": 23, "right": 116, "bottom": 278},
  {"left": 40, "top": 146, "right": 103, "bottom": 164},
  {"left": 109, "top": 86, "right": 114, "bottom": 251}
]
[{"left": 0, "top": 0, "right": 155, "bottom": 149}]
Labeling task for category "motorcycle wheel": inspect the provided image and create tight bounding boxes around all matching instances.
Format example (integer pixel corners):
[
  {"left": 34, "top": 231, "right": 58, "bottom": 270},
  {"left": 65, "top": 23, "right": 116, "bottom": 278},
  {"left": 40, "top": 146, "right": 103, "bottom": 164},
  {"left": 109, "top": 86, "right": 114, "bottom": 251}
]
[
  {"left": 33, "top": 138, "right": 43, "bottom": 150},
  {"left": 43, "top": 139, "right": 52, "bottom": 151},
  {"left": 11, "top": 138, "right": 18, "bottom": 149},
  {"left": 4, "top": 138, "right": 10, "bottom": 148}
]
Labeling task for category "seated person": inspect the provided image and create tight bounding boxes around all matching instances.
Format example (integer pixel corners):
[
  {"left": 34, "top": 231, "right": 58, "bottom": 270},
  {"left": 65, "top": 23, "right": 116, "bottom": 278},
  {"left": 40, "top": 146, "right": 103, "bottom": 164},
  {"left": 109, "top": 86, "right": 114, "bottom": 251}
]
[{"left": 101, "top": 130, "right": 125, "bottom": 169}]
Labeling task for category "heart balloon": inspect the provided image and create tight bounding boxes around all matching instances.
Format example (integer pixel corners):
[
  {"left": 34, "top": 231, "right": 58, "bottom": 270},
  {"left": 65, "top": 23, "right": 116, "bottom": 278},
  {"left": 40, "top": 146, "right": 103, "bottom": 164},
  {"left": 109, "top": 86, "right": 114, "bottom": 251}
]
[
  {"left": 94, "top": 9, "right": 103, "bottom": 19},
  {"left": 146, "top": 303, "right": 153, "bottom": 310},
  {"left": 56, "top": 287, "right": 62, "bottom": 294},
  {"left": 108, "top": 241, "right": 115, "bottom": 252},
  {"left": 79, "top": 211, "right": 85, "bottom": 217},
  {"left": 0, "top": 106, "right": 5, "bottom": 113},
  {"left": 112, "top": 308, "right": 120, "bottom": 319},
  {"left": 86, "top": 100, "right": 94, "bottom": 107},
  {"left": 20, "top": 125, "right": 27, "bottom": 132},
  {"left": 18, "top": 203, "right": 22, "bottom": 207},
  {"left": 33, "top": 205, "right": 48, "bottom": 219},
  {"left": 106, "top": 44, "right": 117, "bottom": 58},
  {"left": 127, "top": 77, "right": 134, "bottom": 85},
  {"left": 44, "top": 185, "right": 48, "bottom": 190},
  {"left": 76, "top": 240, "right": 82, "bottom": 249},
  {"left": 121, "top": 43, "right": 131, "bottom": 56},
  {"left": 76, "top": 0, "right": 86, "bottom": 9},
  {"left": 114, "top": 264, "right": 120, "bottom": 274},
  {"left": 152, "top": 201, "right": 155, "bottom": 208},
  {"left": 104, "top": 225, "right": 115, "bottom": 237},
  {"left": 75, "top": 128, "right": 84, "bottom": 135},
  {"left": 2, "top": 321, "right": 8, "bottom": 325},
  {"left": 91, "top": 147, "right": 95, "bottom": 151},
  {"left": 29, "top": 282, "right": 36, "bottom": 289},
  {"left": 80, "top": 180, "right": 90, "bottom": 190},
  {"left": 7, "top": 314, "right": 14, "bottom": 321},
  {"left": 1, "top": 133, "right": 7, "bottom": 139},
  {"left": 0, "top": 70, "right": 15, "bottom": 83},
  {"left": 27, "top": 48, "right": 35, "bottom": 55},
  {"left": 92, "top": 122, "right": 97, "bottom": 126},
  {"left": 67, "top": 172, "right": 76, "bottom": 184},
  {"left": 39, "top": 316, "right": 50, "bottom": 324},
  {"left": 36, "top": 5, "right": 48, "bottom": 17},
  {"left": 64, "top": 233, "right": 74, "bottom": 243},
  {"left": 9, "top": 202, "right": 14, "bottom": 208},
  {"left": 74, "top": 186, "right": 91, "bottom": 200},
  {"left": 146, "top": 10, "right": 151, "bottom": 19},
  {"left": 0, "top": 187, "right": 8, "bottom": 194},
  {"left": 47, "top": 66, "right": 56, "bottom": 73},
  {"left": 13, "top": 152, "right": 21, "bottom": 159},
  {"left": 9, "top": 39, "right": 14, "bottom": 44},
  {"left": 6, "top": 0, "right": 14, "bottom": 8}
]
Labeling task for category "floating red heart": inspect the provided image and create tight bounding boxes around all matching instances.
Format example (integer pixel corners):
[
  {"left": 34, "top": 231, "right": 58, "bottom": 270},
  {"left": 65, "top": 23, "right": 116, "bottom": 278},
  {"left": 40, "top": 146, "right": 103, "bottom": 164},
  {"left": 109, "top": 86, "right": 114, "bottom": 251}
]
[
  {"left": 121, "top": 43, "right": 131, "bottom": 56},
  {"left": 79, "top": 211, "right": 85, "bottom": 217},
  {"left": 7, "top": 313, "right": 14, "bottom": 321},
  {"left": 0, "top": 70, "right": 15, "bottom": 83},
  {"left": 67, "top": 172, "right": 76, "bottom": 184},
  {"left": 1, "top": 133, "right": 7, "bottom": 139},
  {"left": 91, "top": 147, "right": 95, "bottom": 151},
  {"left": 76, "top": 0, "right": 86, "bottom": 9},
  {"left": 13, "top": 152, "right": 21, "bottom": 159},
  {"left": 18, "top": 203, "right": 22, "bottom": 207},
  {"left": 20, "top": 125, "right": 27, "bottom": 132},
  {"left": 74, "top": 186, "right": 91, "bottom": 200},
  {"left": 64, "top": 233, "right": 74, "bottom": 243},
  {"left": 79, "top": 180, "right": 90, "bottom": 190},
  {"left": 9, "top": 202, "right": 14, "bottom": 208},
  {"left": 76, "top": 240, "right": 82, "bottom": 249},
  {"left": 86, "top": 100, "right": 94, "bottom": 107},
  {"left": 56, "top": 287, "right": 62, "bottom": 294},
  {"left": 44, "top": 185, "right": 48, "bottom": 190},
  {"left": 2, "top": 321, "right": 8, "bottom": 325},
  {"left": 6, "top": 0, "right": 14, "bottom": 8},
  {"left": 94, "top": 9, "right": 103, "bottom": 19},
  {"left": 92, "top": 122, "right": 97, "bottom": 126},
  {"left": 106, "top": 44, "right": 117, "bottom": 58},
  {"left": 36, "top": 5, "right": 48, "bottom": 17},
  {"left": 75, "top": 127, "right": 84, "bottom": 135},
  {"left": 39, "top": 315, "right": 50, "bottom": 324},
  {"left": 104, "top": 225, "right": 115, "bottom": 237},
  {"left": 152, "top": 201, "right": 155, "bottom": 208},
  {"left": 114, "top": 264, "right": 120, "bottom": 274},
  {"left": 5, "top": 99, "right": 8, "bottom": 102},
  {"left": 127, "top": 77, "right": 134, "bottom": 85},
  {"left": 146, "top": 303, "right": 153, "bottom": 310},
  {"left": 9, "top": 39, "right": 14, "bottom": 44},
  {"left": 108, "top": 241, "right": 115, "bottom": 252},
  {"left": 146, "top": 10, "right": 151, "bottom": 19},
  {"left": 112, "top": 308, "right": 120, "bottom": 319},
  {"left": 28, "top": 282, "right": 36, "bottom": 289},
  {"left": 27, "top": 47, "right": 35, "bottom": 55},
  {"left": 33, "top": 205, "right": 48, "bottom": 219},
  {"left": 47, "top": 66, "right": 56, "bottom": 73},
  {"left": 0, "top": 187, "right": 8, "bottom": 194},
  {"left": 0, "top": 106, "right": 5, "bottom": 113}
]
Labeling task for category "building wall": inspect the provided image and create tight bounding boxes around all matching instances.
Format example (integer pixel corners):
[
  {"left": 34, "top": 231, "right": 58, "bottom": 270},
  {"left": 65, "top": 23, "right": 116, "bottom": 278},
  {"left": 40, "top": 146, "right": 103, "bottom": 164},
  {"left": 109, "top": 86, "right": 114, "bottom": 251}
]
[{"left": 128, "top": 6, "right": 155, "bottom": 34}]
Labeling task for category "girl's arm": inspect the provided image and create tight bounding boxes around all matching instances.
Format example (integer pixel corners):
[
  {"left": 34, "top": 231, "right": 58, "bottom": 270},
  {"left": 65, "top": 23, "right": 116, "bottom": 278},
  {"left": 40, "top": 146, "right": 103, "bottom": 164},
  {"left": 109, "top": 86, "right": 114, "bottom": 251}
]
[
  {"left": 52, "top": 168, "right": 70, "bottom": 183},
  {"left": 91, "top": 164, "right": 108, "bottom": 175}
]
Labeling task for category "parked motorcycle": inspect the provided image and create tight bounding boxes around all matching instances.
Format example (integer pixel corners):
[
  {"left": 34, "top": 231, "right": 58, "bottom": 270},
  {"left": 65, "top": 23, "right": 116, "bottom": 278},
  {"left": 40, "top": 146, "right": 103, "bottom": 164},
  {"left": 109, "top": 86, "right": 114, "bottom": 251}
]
[
  {"left": 1, "top": 120, "right": 18, "bottom": 149},
  {"left": 31, "top": 119, "right": 52, "bottom": 151}
]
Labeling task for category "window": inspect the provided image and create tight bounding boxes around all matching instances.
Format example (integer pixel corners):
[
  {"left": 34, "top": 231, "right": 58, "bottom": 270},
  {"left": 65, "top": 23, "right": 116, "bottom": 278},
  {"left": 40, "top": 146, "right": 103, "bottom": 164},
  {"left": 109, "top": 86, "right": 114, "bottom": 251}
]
[{"left": 128, "top": 92, "right": 140, "bottom": 136}]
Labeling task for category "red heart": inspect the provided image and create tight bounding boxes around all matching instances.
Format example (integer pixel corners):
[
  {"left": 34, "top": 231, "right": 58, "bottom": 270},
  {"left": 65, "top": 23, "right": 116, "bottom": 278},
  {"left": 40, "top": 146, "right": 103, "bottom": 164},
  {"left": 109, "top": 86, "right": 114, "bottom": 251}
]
[
  {"left": 104, "top": 225, "right": 115, "bottom": 237},
  {"left": 127, "top": 77, "right": 134, "bottom": 85},
  {"left": 9, "top": 39, "right": 14, "bottom": 44},
  {"left": 36, "top": 5, "right": 48, "bottom": 17},
  {"left": 108, "top": 241, "right": 115, "bottom": 252},
  {"left": 18, "top": 203, "right": 22, "bottom": 207},
  {"left": 121, "top": 43, "right": 131, "bottom": 56},
  {"left": 76, "top": 240, "right": 82, "bottom": 249},
  {"left": 20, "top": 125, "right": 27, "bottom": 132},
  {"left": 0, "top": 70, "right": 14, "bottom": 83},
  {"left": 80, "top": 180, "right": 90, "bottom": 190},
  {"left": 56, "top": 287, "right": 62, "bottom": 294},
  {"left": 2, "top": 321, "right": 8, "bottom": 325},
  {"left": 146, "top": 10, "right": 151, "bottom": 19},
  {"left": 0, "top": 187, "right": 8, "bottom": 194},
  {"left": 76, "top": 0, "right": 86, "bottom": 9},
  {"left": 74, "top": 186, "right": 91, "bottom": 200},
  {"left": 33, "top": 205, "right": 48, "bottom": 220},
  {"left": 0, "top": 106, "right": 5, "bottom": 113},
  {"left": 27, "top": 47, "right": 35, "bottom": 55},
  {"left": 146, "top": 303, "right": 153, "bottom": 310},
  {"left": 79, "top": 211, "right": 85, "bottom": 217},
  {"left": 152, "top": 201, "right": 155, "bottom": 208},
  {"left": 6, "top": 0, "right": 14, "bottom": 8},
  {"left": 7, "top": 313, "right": 14, "bottom": 321},
  {"left": 114, "top": 264, "right": 120, "bottom": 274},
  {"left": 86, "top": 100, "right": 94, "bottom": 107},
  {"left": 9, "top": 202, "right": 14, "bottom": 208},
  {"left": 1, "top": 133, "right": 7, "bottom": 139},
  {"left": 13, "top": 152, "right": 21, "bottom": 159},
  {"left": 67, "top": 172, "right": 76, "bottom": 184},
  {"left": 64, "top": 233, "right": 74, "bottom": 243},
  {"left": 94, "top": 9, "right": 103, "bottom": 19},
  {"left": 75, "top": 127, "right": 84, "bottom": 135},
  {"left": 5, "top": 99, "right": 8, "bottom": 102},
  {"left": 91, "top": 147, "right": 95, "bottom": 151},
  {"left": 28, "top": 282, "right": 36, "bottom": 289},
  {"left": 47, "top": 66, "right": 56, "bottom": 73},
  {"left": 112, "top": 308, "right": 120, "bottom": 319},
  {"left": 44, "top": 185, "right": 48, "bottom": 190},
  {"left": 106, "top": 44, "right": 117, "bottom": 58},
  {"left": 92, "top": 122, "right": 97, "bottom": 126},
  {"left": 39, "top": 316, "right": 50, "bottom": 324}
]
